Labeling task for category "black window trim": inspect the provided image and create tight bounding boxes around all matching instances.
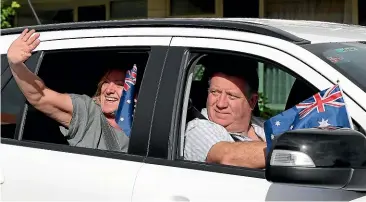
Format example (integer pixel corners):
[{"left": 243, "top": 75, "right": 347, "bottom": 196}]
[
  {"left": 1, "top": 54, "right": 9, "bottom": 75},
  {"left": 1, "top": 52, "right": 43, "bottom": 140},
  {"left": 1, "top": 67, "right": 13, "bottom": 91},
  {"left": 144, "top": 156, "right": 265, "bottom": 179},
  {"left": 15, "top": 51, "right": 45, "bottom": 140},
  {"left": 1, "top": 45, "right": 170, "bottom": 163}
]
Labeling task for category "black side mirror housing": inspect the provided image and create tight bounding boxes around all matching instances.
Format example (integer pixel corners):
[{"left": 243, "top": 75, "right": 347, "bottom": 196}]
[{"left": 265, "top": 128, "right": 366, "bottom": 191}]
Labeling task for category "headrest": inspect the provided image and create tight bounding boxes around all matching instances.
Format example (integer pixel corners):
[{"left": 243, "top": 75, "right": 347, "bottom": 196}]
[{"left": 285, "top": 79, "right": 318, "bottom": 110}]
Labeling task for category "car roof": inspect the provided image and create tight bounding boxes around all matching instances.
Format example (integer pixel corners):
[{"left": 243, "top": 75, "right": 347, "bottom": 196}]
[
  {"left": 229, "top": 18, "right": 366, "bottom": 43},
  {"left": 1, "top": 18, "right": 365, "bottom": 44}
]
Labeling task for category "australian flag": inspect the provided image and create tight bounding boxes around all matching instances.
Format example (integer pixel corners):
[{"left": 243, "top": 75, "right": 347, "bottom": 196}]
[
  {"left": 115, "top": 64, "right": 137, "bottom": 138},
  {"left": 264, "top": 84, "right": 353, "bottom": 154}
]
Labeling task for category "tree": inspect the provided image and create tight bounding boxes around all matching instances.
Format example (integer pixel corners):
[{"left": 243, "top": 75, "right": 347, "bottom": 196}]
[
  {"left": 1, "top": 1, "right": 20, "bottom": 29},
  {"left": 258, "top": 92, "right": 278, "bottom": 120}
]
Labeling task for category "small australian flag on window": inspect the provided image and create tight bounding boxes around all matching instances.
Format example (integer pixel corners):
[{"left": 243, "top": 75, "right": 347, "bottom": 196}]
[
  {"left": 115, "top": 64, "right": 137, "bottom": 138},
  {"left": 264, "top": 84, "right": 353, "bottom": 154}
]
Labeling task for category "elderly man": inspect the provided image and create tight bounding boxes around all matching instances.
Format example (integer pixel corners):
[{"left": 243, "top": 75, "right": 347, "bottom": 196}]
[{"left": 184, "top": 55, "right": 267, "bottom": 169}]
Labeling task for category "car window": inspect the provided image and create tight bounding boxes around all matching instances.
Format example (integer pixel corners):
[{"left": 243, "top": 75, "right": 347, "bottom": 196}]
[
  {"left": 1, "top": 54, "right": 9, "bottom": 75},
  {"left": 1, "top": 53, "right": 45, "bottom": 140},
  {"left": 179, "top": 48, "right": 366, "bottom": 170},
  {"left": 303, "top": 42, "right": 366, "bottom": 93},
  {"left": 189, "top": 53, "right": 298, "bottom": 121},
  {"left": 1, "top": 76, "right": 25, "bottom": 139},
  {"left": 180, "top": 50, "right": 315, "bottom": 169},
  {"left": 257, "top": 62, "right": 296, "bottom": 119},
  {"left": 19, "top": 47, "right": 150, "bottom": 152}
]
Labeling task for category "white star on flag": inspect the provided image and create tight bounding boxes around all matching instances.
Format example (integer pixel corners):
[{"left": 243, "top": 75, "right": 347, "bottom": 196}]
[
  {"left": 127, "top": 100, "right": 131, "bottom": 104},
  {"left": 318, "top": 118, "right": 331, "bottom": 127},
  {"left": 120, "top": 117, "right": 124, "bottom": 122},
  {"left": 275, "top": 121, "right": 281, "bottom": 126}
]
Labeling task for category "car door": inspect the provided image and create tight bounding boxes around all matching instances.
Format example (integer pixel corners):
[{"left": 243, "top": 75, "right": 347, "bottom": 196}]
[
  {"left": 0, "top": 34, "right": 171, "bottom": 201},
  {"left": 132, "top": 36, "right": 366, "bottom": 201},
  {"left": 1, "top": 52, "right": 42, "bottom": 201}
]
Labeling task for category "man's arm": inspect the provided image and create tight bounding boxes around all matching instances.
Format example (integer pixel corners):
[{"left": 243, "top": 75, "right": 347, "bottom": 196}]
[
  {"left": 7, "top": 29, "right": 73, "bottom": 128},
  {"left": 184, "top": 119, "right": 234, "bottom": 162},
  {"left": 206, "top": 141, "right": 266, "bottom": 169}
]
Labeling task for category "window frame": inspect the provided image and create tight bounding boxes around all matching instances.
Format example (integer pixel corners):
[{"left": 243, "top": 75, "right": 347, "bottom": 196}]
[
  {"left": 167, "top": 0, "right": 222, "bottom": 18},
  {"left": 1, "top": 36, "right": 171, "bottom": 162},
  {"left": 145, "top": 36, "right": 366, "bottom": 178},
  {"left": 169, "top": 0, "right": 216, "bottom": 16},
  {"left": 1, "top": 52, "right": 43, "bottom": 140},
  {"left": 1, "top": 54, "right": 9, "bottom": 75},
  {"left": 109, "top": 0, "right": 147, "bottom": 20}
]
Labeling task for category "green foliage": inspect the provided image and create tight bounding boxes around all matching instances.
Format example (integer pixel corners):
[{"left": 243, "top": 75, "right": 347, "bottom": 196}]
[
  {"left": 193, "top": 65, "right": 205, "bottom": 81},
  {"left": 1, "top": 1, "right": 20, "bottom": 29},
  {"left": 258, "top": 92, "right": 277, "bottom": 120}
]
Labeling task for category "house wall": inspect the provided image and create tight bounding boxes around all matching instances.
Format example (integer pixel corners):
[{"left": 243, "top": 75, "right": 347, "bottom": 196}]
[
  {"left": 15, "top": 0, "right": 360, "bottom": 26},
  {"left": 147, "top": 0, "right": 167, "bottom": 17},
  {"left": 264, "top": 0, "right": 358, "bottom": 24}
]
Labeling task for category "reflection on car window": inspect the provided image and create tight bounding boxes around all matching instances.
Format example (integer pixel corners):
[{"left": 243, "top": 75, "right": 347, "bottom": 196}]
[
  {"left": 1, "top": 54, "right": 9, "bottom": 75},
  {"left": 303, "top": 42, "right": 366, "bottom": 134},
  {"left": 1, "top": 78, "right": 25, "bottom": 139},
  {"left": 303, "top": 42, "right": 366, "bottom": 93}
]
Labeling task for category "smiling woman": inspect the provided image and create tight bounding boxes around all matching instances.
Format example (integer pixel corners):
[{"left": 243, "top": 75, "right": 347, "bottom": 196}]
[
  {"left": 93, "top": 68, "right": 126, "bottom": 115},
  {"left": 19, "top": 48, "right": 149, "bottom": 151},
  {"left": 16, "top": 48, "right": 149, "bottom": 151},
  {"left": 2, "top": 30, "right": 150, "bottom": 152}
]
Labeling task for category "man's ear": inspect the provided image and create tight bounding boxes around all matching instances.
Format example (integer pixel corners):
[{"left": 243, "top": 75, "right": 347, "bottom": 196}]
[{"left": 249, "top": 92, "right": 259, "bottom": 110}]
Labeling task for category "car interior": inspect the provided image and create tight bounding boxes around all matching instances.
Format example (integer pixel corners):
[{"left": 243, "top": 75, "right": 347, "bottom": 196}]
[
  {"left": 20, "top": 48, "right": 149, "bottom": 145},
  {"left": 187, "top": 53, "right": 269, "bottom": 124},
  {"left": 185, "top": 52, "right": 366, "bottom": 154},
  {"left": 181, "top": 52, "right": 348, "bottom": 160}
]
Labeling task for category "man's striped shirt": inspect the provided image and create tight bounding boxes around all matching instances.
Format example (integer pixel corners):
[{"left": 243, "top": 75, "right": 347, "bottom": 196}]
[{"left": 183, "top": 108, "right": 266, "bottom": 162}]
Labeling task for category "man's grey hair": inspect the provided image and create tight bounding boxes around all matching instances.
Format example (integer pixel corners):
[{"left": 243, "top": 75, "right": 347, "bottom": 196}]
[
  {"left": 201, "top": 54, "right": 259, "bottom": 95},
  {"left": 207, "top": 74, "right": 253, "bottom": 98}
]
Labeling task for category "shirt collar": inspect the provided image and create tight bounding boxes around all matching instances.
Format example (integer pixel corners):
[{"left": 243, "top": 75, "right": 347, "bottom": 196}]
[{"left": 200, "top": 108, "right": 266, "bottom": 141}]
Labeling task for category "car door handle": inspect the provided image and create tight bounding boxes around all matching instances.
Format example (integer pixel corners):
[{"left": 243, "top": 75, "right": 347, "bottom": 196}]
[{"left": 170, "top": 196, "right": 190, "bottom": 202}]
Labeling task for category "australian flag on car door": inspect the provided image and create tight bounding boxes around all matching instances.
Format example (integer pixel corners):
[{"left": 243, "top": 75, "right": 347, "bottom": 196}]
[
  {"left": 115, "top": 64, "right": 137, "bottom": 138},
  {"left": 264, "top": 84, "right": 353, "bottom": 154}
]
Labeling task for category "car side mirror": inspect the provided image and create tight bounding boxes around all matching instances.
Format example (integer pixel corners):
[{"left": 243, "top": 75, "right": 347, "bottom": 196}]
[{"left": 265, "top": 128, "right": 366, "bottom": 191}]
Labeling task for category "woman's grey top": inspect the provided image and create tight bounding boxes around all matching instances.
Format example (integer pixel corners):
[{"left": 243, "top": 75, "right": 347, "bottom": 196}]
[{"left": 59, "top": 94, "right": 129, "bottom": 152}]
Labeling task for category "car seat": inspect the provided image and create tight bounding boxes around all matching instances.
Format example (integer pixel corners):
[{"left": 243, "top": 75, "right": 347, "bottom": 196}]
[{"left": 285, "top": 79, "right": 318, "bottom": 110}]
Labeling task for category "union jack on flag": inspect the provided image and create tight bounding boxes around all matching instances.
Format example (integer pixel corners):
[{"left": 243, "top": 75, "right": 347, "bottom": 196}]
[
  {"left": 296, "top": 84, "right": 345, "bottom": 119},
  {"left": 115, "top": 64, "right": 137, "bottom": 138},
  {"left": 264, "top": 84, "right": 353, "bottom": 154},
  {"left": 123, "top": 65, "right": 137, "bottom": 92}
]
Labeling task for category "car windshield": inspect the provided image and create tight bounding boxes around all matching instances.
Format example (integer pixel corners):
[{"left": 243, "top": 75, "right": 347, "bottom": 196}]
[{"left": 302, "top": 42, "right": 366, "bottom": 92}]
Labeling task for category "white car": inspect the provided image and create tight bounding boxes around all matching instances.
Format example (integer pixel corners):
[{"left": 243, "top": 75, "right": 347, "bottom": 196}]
[{"left": 1, "top": 18, "right": 366, "bottom": 201}]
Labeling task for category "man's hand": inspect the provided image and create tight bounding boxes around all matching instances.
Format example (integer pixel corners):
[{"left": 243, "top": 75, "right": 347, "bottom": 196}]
[{"left": 7, "top": 29, "right": 40, "bottom": 65}]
